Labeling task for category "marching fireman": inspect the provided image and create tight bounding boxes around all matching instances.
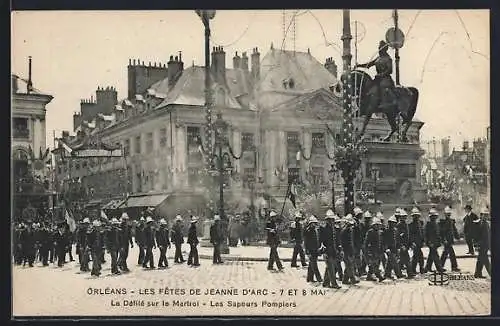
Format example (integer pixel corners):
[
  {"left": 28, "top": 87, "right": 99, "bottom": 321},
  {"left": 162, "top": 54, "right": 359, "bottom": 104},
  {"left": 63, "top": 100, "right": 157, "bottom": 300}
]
[
  {"left": 319, "top": 212, "right": 341, "bottom": 288},
  {"left": 352, "top": 207, "right": 364, "bottom": 277},
  {"left": 142, "top": 216, "right": 156, "bottom": 269},
  {"left": 439, "top": 206, "right": 461, "bottom": 272},
  {"left": 473, "top": 208, "right": 491, "bottom": 278},
  {"left": 118, "top": 213, "right": 133, "bottom": 272},
  {"left": 105, "top": 218, "right": 122, "bottom": 274},
  {"left": 54, "top": 222, "right": 69, "bottom": 268},
  {"left": 210, "top": 215, "right": 224, "bottom": 264},
  {"left": 135, "top": 216, "right": 146, "bottom": 265},
  {"left": 156, "top": 218, "right": 171, "bottom": 268},
  {"left": 77, "top": 218, "right": 91, "bottom": 272},
  {"left": 290, "top": 211, "right": 307, "bottom": 268},
  {"left": 38, "top": 222, "right": 51, "bottom": 266},
  {"left": 363, "top": 217, "right": 385, "bottom": 282},
  {"left": 359, "top": 210, "right": 373, "bottom": 275},
  {"left": 424, "top": 208, "right": 445, "bottom": 273},
  {"left": 463, "top": 204, "right": 477, "bottom": 255},
  {"left": 397, "top": 208, "right": 411, "bottom": 276},
  {"left": 87, "top": 220, "right": 104, "bottom": 277},
  {"left": 171, "top": 215, "right": 185, "bottom": 264},
  {"left": 333, "top": 216, "right": 344, "bottom": 280},
  {"left": 266, "top": 211, "right": 284, "bottom": 271},
  {"left": 341, "top": 215, "right": 359, "bottom": 284},
  {"left": 383, "top": 215, "right": 404, "bottom": 279},
  {"left": 21, "top": 221, "right": 36, "bottom": 267},
  {"left": 375, "top": 211, "right": 387, "bottom": 267},
  {"left": 187, "top": 216, "right": 200, "bottom": 267},
  {"left": 304, "top": 215, "right": 322, "bottom": 283},
  {"left": 408, "top": 207, "right": 425, "bottom": 276}
]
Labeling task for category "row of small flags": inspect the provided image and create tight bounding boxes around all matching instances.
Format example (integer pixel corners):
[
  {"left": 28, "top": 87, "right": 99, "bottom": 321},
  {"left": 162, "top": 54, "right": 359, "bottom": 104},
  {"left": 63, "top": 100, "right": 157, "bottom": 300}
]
[{"left": 64, "top": 207, "right": 108, "bottom": 232}]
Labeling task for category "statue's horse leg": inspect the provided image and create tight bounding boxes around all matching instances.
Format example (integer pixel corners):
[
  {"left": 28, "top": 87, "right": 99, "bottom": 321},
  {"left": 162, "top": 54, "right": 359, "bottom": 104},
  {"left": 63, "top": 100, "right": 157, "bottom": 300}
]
[
  {"left": 382, "top": 110, "right": 398, "bottom": 142},
  {"left": 400, "top": 88, "right": 419, "bottom": 142},
  {"left": 359, "top": 112, "right": 372, "bottom": 141}
]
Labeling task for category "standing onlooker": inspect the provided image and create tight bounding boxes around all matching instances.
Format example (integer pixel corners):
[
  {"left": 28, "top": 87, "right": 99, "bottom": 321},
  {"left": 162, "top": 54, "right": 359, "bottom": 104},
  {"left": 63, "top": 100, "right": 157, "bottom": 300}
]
[
  {"left": 290, "top": 211, "right": 307, "bottom": 268},
  {"left": 463, "top": 205, "right": 478, "bottom": 255},
  {"left": 439, "top": 206, "right": 461, "bottom": 272},
  {"left": 187, "top": 216, "right": 200, "bottom": 267},
  {"left": 210, "top": 215, "right": 224, "bottom": 264},
  {"left": 473, "top": 208, "right": 491, "bottom": 278},
  {"left": 171, "top": 215, "right": 185, "bottom": 264},
  {"left": 304, "top": 216, "right": 322, "bottom": 283},
  {"left": 156, "top": 218, "right": 171, "bottom": 268},
  {"left": 266, "top": 211, "right": 283, "bottom": 271}
]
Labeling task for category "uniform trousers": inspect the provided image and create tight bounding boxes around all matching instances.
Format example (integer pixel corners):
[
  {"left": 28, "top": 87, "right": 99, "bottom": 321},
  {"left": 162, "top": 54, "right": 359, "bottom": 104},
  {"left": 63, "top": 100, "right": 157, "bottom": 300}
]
[
  {"left": 425, "top": 246, "right": 444, "bottom": 273},
  {"left": 440, "top": 244, "right": 458, "bottom": 269},
  {"left": 118, "top": 246, "right": 130, "bottom": 271},
  {"left": 213, "top": 243, "right": 222, "bottom": 263},
  {"left": 322, "top": 255, "right": 339, "bottom": 287},
  {"left": 291, "top": 243, "right": 307, "bottom": 267},
  {"left": 342, "top": 254, "right": 357, "bottom": 283},
  {"left": 137, "top": 245, "right": 145, "bottom": 265},
  {"left": 384, "top": 249, "right": 403, "bottom": 278},
  {"left": 91, "top": 249, "right": 102, "bottom": 276},
  {"left": 268, "top": 245, "right": 283, "bottom": 270},
  {"left": 410, "top": 246, "right": 425, "bottom": 274},
  {"left": 174, "top": 244, "right": 184, "bottom": 263},
  {"left": 158, "top": 246, "right": 169, "bottom": 267},
  {"left": 306, "top": 253, "right": 322, "bottom": 282},
  {"left": 399, "top": 247, "right": 411, "bottom": 273},
  {"left": 39, "top": 245, "right": 49, "bottom": 266},
  {"left": 142, "top": 246, "right": 154, "bottom": 268},
  {"left": 80, "top": 248, "right": 90, "bottom": 271}
]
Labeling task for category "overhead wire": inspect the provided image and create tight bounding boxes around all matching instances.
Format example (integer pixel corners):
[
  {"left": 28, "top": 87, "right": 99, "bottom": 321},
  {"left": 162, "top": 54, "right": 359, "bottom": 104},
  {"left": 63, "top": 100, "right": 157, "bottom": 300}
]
[
  {"left": 211, "top": 11, "right": 258, "bottom": 48},
  {"left": 453, "top": 10, "right": 489, "bottom": 61}
]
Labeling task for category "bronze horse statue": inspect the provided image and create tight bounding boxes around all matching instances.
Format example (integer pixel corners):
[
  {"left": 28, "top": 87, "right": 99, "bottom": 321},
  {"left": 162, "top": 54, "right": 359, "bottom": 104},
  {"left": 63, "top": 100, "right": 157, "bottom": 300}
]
[{"left": 336, "top": 69, "right": 419, "bottom": 142}]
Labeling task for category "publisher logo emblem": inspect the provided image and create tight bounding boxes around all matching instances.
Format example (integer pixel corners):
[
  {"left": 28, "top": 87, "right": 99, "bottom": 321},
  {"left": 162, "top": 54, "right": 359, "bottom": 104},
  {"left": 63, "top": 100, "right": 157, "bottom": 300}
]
[{"left": 428, "top": 271, "right": 450, "bottom": 286}]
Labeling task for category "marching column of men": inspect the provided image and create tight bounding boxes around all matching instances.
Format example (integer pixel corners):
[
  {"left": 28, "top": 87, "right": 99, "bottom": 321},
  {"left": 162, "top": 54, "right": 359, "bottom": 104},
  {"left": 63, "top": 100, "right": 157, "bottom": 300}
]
[{"left": 13, "top": 205, "right": 491, "bottom": 284}]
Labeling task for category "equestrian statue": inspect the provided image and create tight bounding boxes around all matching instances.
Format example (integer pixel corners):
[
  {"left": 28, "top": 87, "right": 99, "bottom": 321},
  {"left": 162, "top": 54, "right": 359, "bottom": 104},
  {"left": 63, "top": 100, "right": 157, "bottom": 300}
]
[{"left": 336, "top": 40, "right": 419, "bottom": 142}]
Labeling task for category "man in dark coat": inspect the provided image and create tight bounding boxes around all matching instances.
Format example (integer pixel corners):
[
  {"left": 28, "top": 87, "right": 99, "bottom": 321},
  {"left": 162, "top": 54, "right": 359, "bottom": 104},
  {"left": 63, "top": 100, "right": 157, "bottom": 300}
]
[
  {"left": 304, "top": 216, "right": 322, "bottom": 283},
  {"left": 473, "top": 208, "right": 491, "bottom": 278},
  {"left": 320, "top": 212, "right": 341, "bottom": 288},
  {"left": 118, "top": 213, "right": 133, "bottom": 272},
  {"left": 341, "top": 215, "right": 359, "bottom": 284},
  {"left": 53, "top": 222, "right": 69, "bottom": 267},
  {"left": 396, "top": 208, "right": 411, "bottom": 277},
  {"left": 383, "top": 215, "right": 404, "bottom": 279},
  {"left": 439, "top": 206, "right": 461, "bottom": 272},
  {"left": 87, "top": 220, "right": 104, "bottom": 276},
  {"left": 105, "top": 218, "right": 122, "bottom": 274},
  {"left": 156, "top": 218, "right": 171, "bottom": 268},
  {"left": 359, "top": 210, "right": 373, "bottom": 276},
  {"left": 171, "top": 215, "right": 185, "bottom": 264},
  {"left": 210, "top": 215, "right": 224, "bottom": 264},
  {"left": 334, "top": 217, "right": 344, "bottom": 280},
  {"left": 266, "top": 211, "right": 283, "bottom": 271},
  {"left": 352, "top": 207, "right": 364, "bottom": 277},
  {"left": 48, "top": 224, "right": 56, "bottom": 264},
  {"left": 14, "top": 223, "right": 25, "bottom": 265},
  {"left": 463, "top": 205, "right": 477, "bottom": 255},
  {"left": 424, "top": 208, "right": 445, "bottom": 273},
  {"left": 142, "top": 217, "right": 156, "bottom": 269},
  {"left": 408, "top": 207, "right": 425, "bottom": 276},
  {"left": 38, "top": 222, "right": 51, "bottom": 266},
  {"left": 77, "top": 218, "right": 91, "bottom": 272},
  {"left": 363, "top": 217, "right": 385, "bottom": 282},
  {"left": 290, "top": 211, "right": 307, "bottom": 268},
  {"left": 135, "top": 216, "right": 146, "bottom": 265},
  {"left": 21, "top": 221, "right": 36, "bottom": 267},
  {"left": 187, "top": 216, "right": 200, "bottom": 267}
]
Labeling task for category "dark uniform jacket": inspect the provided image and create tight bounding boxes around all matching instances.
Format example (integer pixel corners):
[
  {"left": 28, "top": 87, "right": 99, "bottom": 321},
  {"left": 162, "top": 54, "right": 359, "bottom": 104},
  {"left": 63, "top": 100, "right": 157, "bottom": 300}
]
[
  {"left": 383, "top": 226, "right": 400, "bottom": 251},
  {"left": 425, "top": 220, "right": 441, "bottom": 248},
  {"left": 463, "top": 212, "right": 478, "bottom": 237},
  {"left": 397, "top": 221, "right": 410, "bottom": 248},
  {"left": 353, "top": 219, "right": 363, "bottom": 251},
  {"left": 155, "top": 227, "right": 170, "bottom": 247},
  {"left": 359, "top": 221, "right": 370, "bottom": 248},
  {"left": 119, "top": 223, "right": 133, "bottom": 248},
  {"left": 210, "top": 222, "right": 223, "bottom": 245},
  {"left": 304, "top": 224, "right": 320, "bottom": 255},
  {"left": 341, "top": 225, "right": 357, "bottom": 256},
  {"left": 363, "top": 227, "right": 384, "bottom": 255},
  {"left": 408, "top": 220, "right": 425, "bottom": 248},
  {"left": 266, "top": 220, "right": 280, "bottom": 246},
  {"left": 21, "top": 228, "right": 36, "bottom": 249},
  {"left": 319, "top": 223, "right": 339, "bottom": 258},
  {"left": 171, "top": 223, "right": 184, "bottom": 245},
  {"left": 105, "top": 225, "right": 122, "bottom": 251},
  {"left": 143, "top": 225, "right": 156, "bottom": 247},
  {"left": 438, "top": 218, "right": 459, "bottom": 245},
  {"left": 86, "top": 227, "right": 104, "bottom": 251},
  {"left": 187, "top": 224, "right": 199, "bottom": 245},
  {"left": 135, "top": 224, "right": 145, "bottom": 246},
  {"left": 76, "top": 225, "right": 88, "bottom": 249},
  {"left": 289, "top": 220, "right": 304, "bottom": 244},
  {"left": 53, "top": 230, "right": 68, "bottom": 250},
  {"left": 37, "top": 227, "right": 51, "bottom": 247}
]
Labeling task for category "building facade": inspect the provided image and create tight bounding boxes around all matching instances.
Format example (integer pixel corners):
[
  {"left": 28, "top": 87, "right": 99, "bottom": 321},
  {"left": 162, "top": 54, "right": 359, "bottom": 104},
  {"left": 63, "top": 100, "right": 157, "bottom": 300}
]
[
  {"left": 12, "top": 59, "right": 54, "bottom": 218},
  {"left": 55, "top": 45, "right": 425, "bottom": 216}
]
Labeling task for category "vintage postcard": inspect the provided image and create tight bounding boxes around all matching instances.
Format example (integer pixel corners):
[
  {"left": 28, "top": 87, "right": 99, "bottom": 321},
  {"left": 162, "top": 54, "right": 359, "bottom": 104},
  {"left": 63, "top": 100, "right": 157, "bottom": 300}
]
[{"left": 11, "top": 9, "right": 491, "bottom": 317}]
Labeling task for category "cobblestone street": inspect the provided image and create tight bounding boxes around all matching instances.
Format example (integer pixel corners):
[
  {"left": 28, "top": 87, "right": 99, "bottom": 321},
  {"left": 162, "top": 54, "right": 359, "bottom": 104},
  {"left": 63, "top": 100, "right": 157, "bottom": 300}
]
[{"left": 13, "top": 244, "right": 491, "bottom": 317}]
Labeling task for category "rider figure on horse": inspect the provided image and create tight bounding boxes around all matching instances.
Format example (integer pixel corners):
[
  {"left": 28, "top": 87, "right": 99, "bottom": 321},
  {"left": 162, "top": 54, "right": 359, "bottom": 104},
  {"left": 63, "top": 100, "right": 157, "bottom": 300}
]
[{"left": 356, "top": 40, "right": 396, "bottom": 109}]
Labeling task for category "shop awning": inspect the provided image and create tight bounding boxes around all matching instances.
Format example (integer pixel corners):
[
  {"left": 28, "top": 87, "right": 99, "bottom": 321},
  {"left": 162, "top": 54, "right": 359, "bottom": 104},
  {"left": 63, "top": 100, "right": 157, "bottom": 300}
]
[
  {"left": 85, "top": 199, "right": 103, "bottom": 208},
  {"left": 120, "top": 194, "right": 169, "bottom": 208},
  {"left": 102, "top": 198, "right": 126, "bottom": 210}
]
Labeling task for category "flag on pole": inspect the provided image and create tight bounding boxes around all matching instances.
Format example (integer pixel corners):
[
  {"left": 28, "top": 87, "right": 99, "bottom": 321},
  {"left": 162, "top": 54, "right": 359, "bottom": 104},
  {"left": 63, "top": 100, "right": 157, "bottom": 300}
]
[
  {"left": 287, "top": 183, "right": 297, "bottom": 208},
  {"left": 65, "top": 209, "right": 76, "bottom": 232}
]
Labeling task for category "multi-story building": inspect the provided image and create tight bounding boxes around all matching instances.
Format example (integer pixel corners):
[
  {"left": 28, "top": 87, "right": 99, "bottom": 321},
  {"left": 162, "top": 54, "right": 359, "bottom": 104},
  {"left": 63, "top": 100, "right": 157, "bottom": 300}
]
[
  {"left": 12, "top": 57, "right": 54, "bottom": 218},
  {"left": 55, "top": 45, "right": 425, "bottom": 217}
]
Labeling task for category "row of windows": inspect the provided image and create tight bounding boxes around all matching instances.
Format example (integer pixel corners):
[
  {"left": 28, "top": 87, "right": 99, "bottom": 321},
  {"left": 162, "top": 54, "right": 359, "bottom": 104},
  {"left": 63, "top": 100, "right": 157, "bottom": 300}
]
[{"left": 365, "top": 163, "right": 417, "bottom": 179}]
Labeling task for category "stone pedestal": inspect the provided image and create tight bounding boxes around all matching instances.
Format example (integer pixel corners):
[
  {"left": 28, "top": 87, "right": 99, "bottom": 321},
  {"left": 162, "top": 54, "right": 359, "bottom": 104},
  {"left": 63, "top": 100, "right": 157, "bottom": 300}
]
[{"left": 200, "top": 219, "right": 213, "bottom": 247}]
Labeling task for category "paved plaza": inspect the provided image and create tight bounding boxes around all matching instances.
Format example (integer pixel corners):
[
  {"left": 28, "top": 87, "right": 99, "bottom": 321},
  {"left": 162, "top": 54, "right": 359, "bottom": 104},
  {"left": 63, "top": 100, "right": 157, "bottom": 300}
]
[{"left": 13, "top": 243, "right": 491, "bottom": 317}]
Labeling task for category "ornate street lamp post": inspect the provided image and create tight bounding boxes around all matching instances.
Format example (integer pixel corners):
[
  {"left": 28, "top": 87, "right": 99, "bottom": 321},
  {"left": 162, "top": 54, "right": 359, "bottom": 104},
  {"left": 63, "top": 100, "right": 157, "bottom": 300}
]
[
  {"left": 210, "top": 113, "right": 233, "bottom": 254},
  {"left": 370, "top": 165, "right": 380, "bottom": 204},
  {"left": 328, "top": 163, "right": 337, "bottom": 213}
]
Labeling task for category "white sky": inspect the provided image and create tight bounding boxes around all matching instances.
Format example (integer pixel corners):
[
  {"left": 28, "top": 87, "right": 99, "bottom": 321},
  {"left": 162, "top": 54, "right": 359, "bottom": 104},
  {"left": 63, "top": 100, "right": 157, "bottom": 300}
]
[{"left": 11, "top": 9, "right": 490, "bottom": 151}]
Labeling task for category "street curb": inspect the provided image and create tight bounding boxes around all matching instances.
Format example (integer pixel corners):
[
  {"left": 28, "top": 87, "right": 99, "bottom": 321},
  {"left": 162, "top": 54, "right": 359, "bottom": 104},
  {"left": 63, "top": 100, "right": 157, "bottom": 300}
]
[{"left": 197, "top": 254, "right": 487, "bottom": 262}]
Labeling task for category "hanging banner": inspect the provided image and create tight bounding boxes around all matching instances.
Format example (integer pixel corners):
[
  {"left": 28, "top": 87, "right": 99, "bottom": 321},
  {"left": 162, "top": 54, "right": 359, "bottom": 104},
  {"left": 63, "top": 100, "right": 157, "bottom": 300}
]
[{"left": 71, "top": 148, "right": 122, "bottom": 157}]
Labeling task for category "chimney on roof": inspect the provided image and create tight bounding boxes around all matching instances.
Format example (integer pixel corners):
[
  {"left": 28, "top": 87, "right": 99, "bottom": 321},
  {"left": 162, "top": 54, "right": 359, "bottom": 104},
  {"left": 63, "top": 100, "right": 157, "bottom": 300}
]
[
  {"left": 324, "top": 57, "right": 338, "bottom": 78},
  {"left": 168, "top": 52, "right": 184, "bottom": 89},
  {"left": 12, "top": 75, "right": 18, "bottom": 94},
  {"left": 463, "top": 141, "right": 469, "bottom": 151},
  {"left": 27, "top": 56, "right": 33, "bottom": 94},
  {"left": 233, "top": 51, "right": 241, "bottom": 69},
  {"left": 211, "top": 46, "right": 227, "bottom": 86},
  {"left": 241, "top": 52, "right": 249, "bottom": 71},
  {"left": 251, "top": 47, "right": 260, "bottom": 80},
  {"left": 441, "top": 138, "right": 450, "bottom": 158}
]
